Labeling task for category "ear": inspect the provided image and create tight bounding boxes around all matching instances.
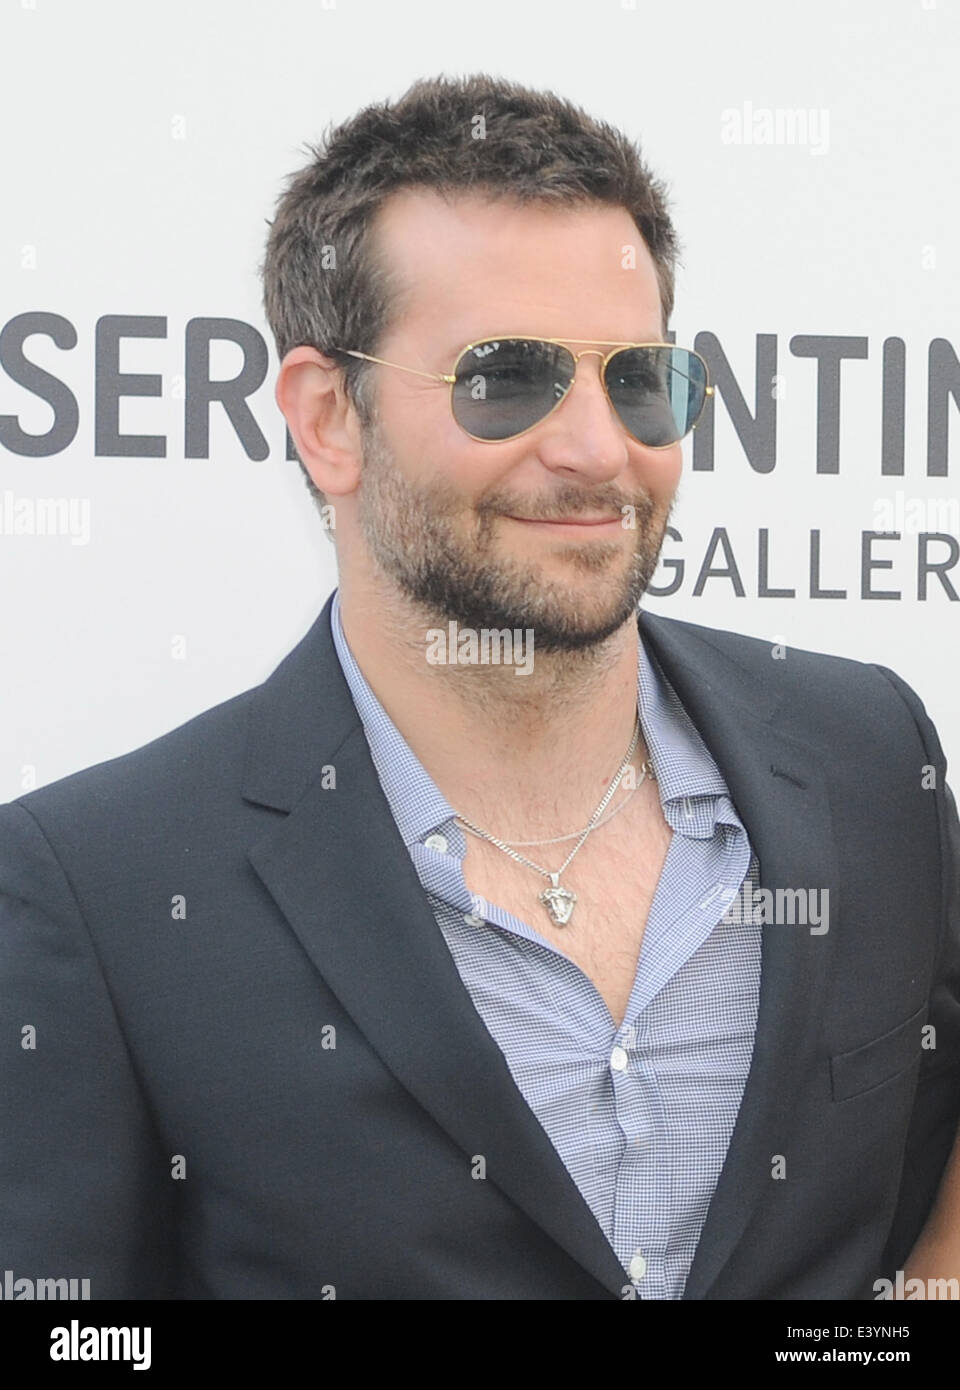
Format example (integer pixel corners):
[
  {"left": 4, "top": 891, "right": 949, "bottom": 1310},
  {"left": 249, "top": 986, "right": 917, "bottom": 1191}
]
[{"left": 275, "top": 345, "right": 364, "bottom": 498}]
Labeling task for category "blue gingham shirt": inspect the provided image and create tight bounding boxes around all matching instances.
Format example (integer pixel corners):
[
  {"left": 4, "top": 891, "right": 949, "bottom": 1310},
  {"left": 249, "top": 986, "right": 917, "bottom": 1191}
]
[{"left": 330, "top": 588, "right": 761, "bottom": 1298}]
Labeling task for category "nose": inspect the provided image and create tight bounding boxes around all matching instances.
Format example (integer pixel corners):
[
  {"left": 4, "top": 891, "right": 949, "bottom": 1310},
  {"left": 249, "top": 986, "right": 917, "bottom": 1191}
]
[{"left": 532, "top": 349, "right": 630, "bottom": 482}]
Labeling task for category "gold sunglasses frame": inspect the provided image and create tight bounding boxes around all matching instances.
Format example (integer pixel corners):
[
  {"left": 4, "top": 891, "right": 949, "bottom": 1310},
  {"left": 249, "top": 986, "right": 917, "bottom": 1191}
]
[{"left": 335, "top": 336, "right": 714, "bottom": 449}]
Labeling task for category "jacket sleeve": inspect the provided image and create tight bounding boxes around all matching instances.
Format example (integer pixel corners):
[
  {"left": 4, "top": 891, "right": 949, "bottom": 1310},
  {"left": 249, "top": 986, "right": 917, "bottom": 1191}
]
[
  {"left": 871, "top": 664, "right": 960, "bottom": 1272},
  {"left": 870, "top": 664, "right": 960, "bottom": 1082},
  {"left": 0, "top": 799, "right": 179, "bottom": 1298},
  {"left": 928, "top": 776, "right": 960, "bottom": 1085}
]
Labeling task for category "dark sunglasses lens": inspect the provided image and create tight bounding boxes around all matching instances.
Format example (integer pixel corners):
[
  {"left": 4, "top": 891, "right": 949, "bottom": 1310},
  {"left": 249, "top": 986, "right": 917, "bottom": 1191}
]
[
  {"left": 451, "top": 339, "right": 574, "bottom": 440},
  {"left": 605, "top": 346, "right": 708, "bottom": 446}
]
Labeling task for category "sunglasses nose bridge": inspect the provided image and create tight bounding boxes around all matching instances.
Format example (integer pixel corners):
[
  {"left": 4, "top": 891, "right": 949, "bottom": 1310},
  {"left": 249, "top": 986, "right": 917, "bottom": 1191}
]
[
  {"left": 563, "top": 346, "right": 619, "bottom": 412},
  {"left": 569, "top": 347, "right": 607, "bottom": 368},
  {"left": 549, "top": 346, "right": 631, "bottom": 450},
  {"left": 564, "top": 346, "right": 607, "bottom": 391}
]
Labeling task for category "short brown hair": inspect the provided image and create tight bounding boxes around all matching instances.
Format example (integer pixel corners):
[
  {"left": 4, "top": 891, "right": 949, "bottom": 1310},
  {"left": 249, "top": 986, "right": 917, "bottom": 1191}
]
[{"left": 260, "top": 72, "right": 682, "bottom": 515}]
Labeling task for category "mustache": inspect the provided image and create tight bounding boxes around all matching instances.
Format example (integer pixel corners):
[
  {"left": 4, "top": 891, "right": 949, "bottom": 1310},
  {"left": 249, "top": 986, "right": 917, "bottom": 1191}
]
[{"left": 476, "top": 485, "right": 657, "bottom": 523}]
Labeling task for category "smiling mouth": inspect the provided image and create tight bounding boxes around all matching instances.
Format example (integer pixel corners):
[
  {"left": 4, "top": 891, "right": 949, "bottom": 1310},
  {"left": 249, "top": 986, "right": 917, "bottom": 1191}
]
[{"left": 504, "top": 514, "right": 623, "bottom": 528}]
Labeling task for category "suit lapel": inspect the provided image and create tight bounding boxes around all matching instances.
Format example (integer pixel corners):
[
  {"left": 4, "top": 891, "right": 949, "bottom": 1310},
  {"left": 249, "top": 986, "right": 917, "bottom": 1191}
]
[
  {"left": 638, "top": 612, "right": 840, "bottom": 1299},
  {"left": 243, "top": 593, "right": 839, "bottom": 1299},
  {"left": 244, "top": 594, "right": 629, "bottom": 1296}
]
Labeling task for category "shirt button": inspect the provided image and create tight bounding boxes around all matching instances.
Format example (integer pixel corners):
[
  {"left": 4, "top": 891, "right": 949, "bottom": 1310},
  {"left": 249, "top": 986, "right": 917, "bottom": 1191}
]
[
  {"left": 610, "top": 1046, "right": 629, "bottom": 1072},
  {"left": 629, "top": 1252, "right": 647, "bottom": 1281},
  {"left": 463, "top": 911, "right": 485, "bottom": 926},
  {"left": 424, "top": 833, "right": 448, "bottom": 852},
  {"left": 620, "top": 1024, "right": 636, "bottom": 1047}
]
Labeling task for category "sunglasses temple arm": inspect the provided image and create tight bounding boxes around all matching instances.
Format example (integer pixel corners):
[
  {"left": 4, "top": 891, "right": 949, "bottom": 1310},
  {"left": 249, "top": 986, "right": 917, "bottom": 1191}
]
[{"left": 339, "top": 349, "right": 453, "bottom": 384}]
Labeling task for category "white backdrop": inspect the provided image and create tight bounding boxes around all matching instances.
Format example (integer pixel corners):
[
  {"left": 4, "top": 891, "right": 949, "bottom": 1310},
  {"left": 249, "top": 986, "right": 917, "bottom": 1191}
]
[{"left": 1, "top": 0, "right": 958, "bottom": 803}]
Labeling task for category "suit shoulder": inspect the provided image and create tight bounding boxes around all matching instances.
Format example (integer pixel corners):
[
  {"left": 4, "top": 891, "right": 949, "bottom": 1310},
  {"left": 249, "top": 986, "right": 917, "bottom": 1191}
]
[
  {"left": 5, "top": 682, "right": 260, "bottom": 835},
  {"left": 647, "top": 608, "right": 840, "bottom": 661},
  {"left": 639, "top": 608, "right": 932, "bottom": 738}
]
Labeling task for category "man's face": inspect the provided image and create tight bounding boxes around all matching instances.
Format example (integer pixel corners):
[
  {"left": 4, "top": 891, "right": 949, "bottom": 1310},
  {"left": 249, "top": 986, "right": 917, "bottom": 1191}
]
[{"left": 352, "top": 190, "right": 682, "bottom": 652}]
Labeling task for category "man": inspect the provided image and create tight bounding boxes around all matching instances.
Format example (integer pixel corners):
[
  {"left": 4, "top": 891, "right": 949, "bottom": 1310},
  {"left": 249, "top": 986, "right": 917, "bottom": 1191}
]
[{"left": 2, "top": 74, "right": 959, "bottom": 1301}]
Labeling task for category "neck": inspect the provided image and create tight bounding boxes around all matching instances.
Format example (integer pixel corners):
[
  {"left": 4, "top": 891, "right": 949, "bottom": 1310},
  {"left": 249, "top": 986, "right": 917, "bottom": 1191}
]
[{"left": 336, "top": 570, "right": 647, "bottom": 838}]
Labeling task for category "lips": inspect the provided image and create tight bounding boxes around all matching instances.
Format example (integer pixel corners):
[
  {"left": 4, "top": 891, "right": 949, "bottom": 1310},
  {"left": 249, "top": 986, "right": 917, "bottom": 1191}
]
[{"left": 506, "top": 514, "right": 621, "bottom": 525}]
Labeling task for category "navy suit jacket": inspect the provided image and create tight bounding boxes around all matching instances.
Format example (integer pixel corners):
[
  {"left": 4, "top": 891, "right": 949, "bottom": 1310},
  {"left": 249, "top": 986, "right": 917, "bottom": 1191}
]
[{"left": 2, "top": 594, "right": 959, "bottom": 1299}]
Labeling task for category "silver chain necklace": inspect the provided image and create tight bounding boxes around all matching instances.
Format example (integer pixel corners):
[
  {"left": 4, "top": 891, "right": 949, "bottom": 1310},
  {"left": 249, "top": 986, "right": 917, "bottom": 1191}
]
[
  {"left": 454, "top": 713, "right": 651, "bottom": 927},
  {"left": 503, "top": 770, "right": 647, "bottom": 846}
]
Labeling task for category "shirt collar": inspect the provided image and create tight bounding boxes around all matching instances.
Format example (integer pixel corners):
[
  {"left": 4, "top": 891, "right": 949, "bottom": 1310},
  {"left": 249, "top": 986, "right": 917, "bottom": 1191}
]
[{"left": 330, "top": 587, "right": 733, "bottom": 848}]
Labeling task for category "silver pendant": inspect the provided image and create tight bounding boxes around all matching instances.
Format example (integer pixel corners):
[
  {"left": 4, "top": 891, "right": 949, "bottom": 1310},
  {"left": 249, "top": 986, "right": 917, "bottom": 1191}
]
[{"left": 539, "top": 873, "right": 576, "bottom": 925}]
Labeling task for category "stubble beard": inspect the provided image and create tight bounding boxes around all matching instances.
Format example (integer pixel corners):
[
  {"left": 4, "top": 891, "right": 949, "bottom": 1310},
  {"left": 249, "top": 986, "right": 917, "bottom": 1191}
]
[{"left": 355, "top": 411, "right": 675, "bottom": 655}]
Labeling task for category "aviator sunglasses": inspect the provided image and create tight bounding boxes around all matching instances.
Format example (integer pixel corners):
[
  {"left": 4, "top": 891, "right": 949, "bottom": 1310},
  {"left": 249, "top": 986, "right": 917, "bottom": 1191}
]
[{"left": 334, "top": 336, "right": 713, "bottom": 448}]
